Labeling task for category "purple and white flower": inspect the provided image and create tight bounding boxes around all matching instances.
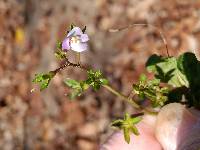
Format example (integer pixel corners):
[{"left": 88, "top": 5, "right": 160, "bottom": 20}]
[{"left": 62, "top": 27, "right": 89, "bottom": 52}]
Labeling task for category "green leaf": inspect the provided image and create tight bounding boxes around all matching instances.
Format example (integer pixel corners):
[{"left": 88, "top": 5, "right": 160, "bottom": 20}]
[
  {"left": 54, "top": 50, "right": 67, "bottom": 60},
  {"left": 86, "top": 69, "right": 108, "bottom": 91},
  {"left": 139, "top": 74, "right": 147, "bottom": 82},
  {"left": 132, "top": 75, "right": 169, "bottom": 107},
  {"left": 80, "top": 81, "right": 90, "bottom": 90},
  {"left": 130, "top": 117, "right": 142, "bottom": 124},
  {"left": 40, "top": 79, "right": 50, "bottom": 90},
  {"left": 56, "top": 41, "right": 62, "bottom": 49},
  {"left": 146, "top": 52, "right": 200, "bottom": 108},
  {"left": 93, "top": 82, "right": 101, "bottom": 91},
  {"left": 111, "top": 119, "right": 123, "bottom": 128},
  {"left": 148, "top": 78, "right": 160, "bottom": 86},
  {"left": 64, "top": 79, "right": 81, "bottom": 89},
  {"left": 146, "top": 54, "right": 189, "bottom": 87},
  {"left": 130, "top": 126, "right": 139, "bottom": 135},
  {"left": 32, "top": 72, "right": 55, "bottom": 91},
  {"left": 123, "top": 127, "right": 130, "bottom": 144},
  {"left": 176, "top": 52, "right": 200, "bottom": 108},
  {"left": 64, "top": 79, "right": 90, "bottom": 99},
  {"left": 100, "top": 78, "right": 109, "bottom": 85},
  {"left": 95, "top": 70, "right": 102, "bottom": 77},
  {"left": 32, "top": 73, "right": 43, "bottom": 83},
  {"left": 145, "top": 54, "right": 164, "bottom": 72},
  {"left": 124, "top": 113, "right": 130, "bottom": 120},
  {"left": 177, "top": 52, "right": 199, "bottom": 84},
  {"left": 69, "top": 90, "right": 82, "bottom": 99}
]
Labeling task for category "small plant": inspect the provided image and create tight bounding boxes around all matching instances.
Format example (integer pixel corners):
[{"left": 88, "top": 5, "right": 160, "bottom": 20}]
[{"left": 32, "top": 24, "right": 200, "bottom": 143}]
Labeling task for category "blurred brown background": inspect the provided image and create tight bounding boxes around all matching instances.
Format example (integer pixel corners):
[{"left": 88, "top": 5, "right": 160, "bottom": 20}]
[{"left": 0, "top": 0, "right": 200, "bottom": 149}]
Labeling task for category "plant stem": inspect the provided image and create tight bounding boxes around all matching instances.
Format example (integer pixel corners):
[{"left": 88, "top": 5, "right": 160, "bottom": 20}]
[
  {"left": 52, "top": 58, "right": 87, "bottom": 74},
  {"left": 76, "top": 52, "right": 81, "bottom": 64},
  {"left": 102, "top": 84, "right": 158, "bottom": 115},
  {"left": 102, "top": 84, "right": 140, "bottom": 109},
  {"left": 52, "top": 59, "right": 158, "bottom": 115}
]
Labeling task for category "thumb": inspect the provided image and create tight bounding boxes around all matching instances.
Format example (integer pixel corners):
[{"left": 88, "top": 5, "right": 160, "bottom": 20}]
[{"left": 155, "top": 103, "right": 200, "bottom": 150}]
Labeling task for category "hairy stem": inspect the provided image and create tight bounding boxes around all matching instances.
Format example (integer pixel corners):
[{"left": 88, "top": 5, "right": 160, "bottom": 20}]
[
  {"left": 103, "top": 84, "right": 140, "bottom": 109},
  {"left": 103, "top": 84, "right": 158, "bottom": 115}
]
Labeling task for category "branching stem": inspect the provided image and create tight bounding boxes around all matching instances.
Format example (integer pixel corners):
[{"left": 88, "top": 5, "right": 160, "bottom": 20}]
[{"left": 52, "top": 58, "right": 158, "bottom": 115}]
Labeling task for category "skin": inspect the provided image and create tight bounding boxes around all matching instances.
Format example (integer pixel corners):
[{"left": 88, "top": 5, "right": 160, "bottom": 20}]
[{"left": 101, "top": 103, "right": 200, "bottom": 150}]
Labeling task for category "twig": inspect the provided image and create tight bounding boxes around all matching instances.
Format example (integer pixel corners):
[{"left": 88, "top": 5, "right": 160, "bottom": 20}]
[
  {"left": 109, "top": 23, "right": 170, "bottom": 57},
  {"left": 52, "top": 58, "right": 87, "bottom": 75}
]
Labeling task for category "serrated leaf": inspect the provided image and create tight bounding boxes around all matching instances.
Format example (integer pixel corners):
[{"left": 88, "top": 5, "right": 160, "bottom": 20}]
[
  {"left": 32, "top": 72, "right": 55, "bottom": 91},
  {"left": 146, "top": 54, "right": 189, "bottom": 87},
  {"left": 64, "top": 79, "right": 81, "bottom": 89},
  {"left": 32, "top": 73, "right": 43, "bottom": 83},
  {"left": 86, "top": 69, "right": 109, "bottom": 91},
  {"left": 145, "top": 54, "right": 164, "bottom": 72},
  {"left": 40, "top": 79, "right": 50, "bottom": 90}
]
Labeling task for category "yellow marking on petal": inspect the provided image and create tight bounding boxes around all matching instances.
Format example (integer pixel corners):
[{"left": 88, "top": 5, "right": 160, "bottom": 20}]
[{"left": 71, "top": 36, "right": 81, "bottom": 43}]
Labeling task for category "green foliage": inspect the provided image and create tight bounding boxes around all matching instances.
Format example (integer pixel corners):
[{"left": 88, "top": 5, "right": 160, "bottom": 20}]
[
  {"left": 54, "top": 41, "right": 67, "bottom": 60},
  {"left": 54, "top": 50, "right": 67, "bottom": 60},
  {"left": 133, "top": 74, "right": 168, "bottom": 107},
  {"left": 32, "top": 72, "right": 55, "bottom": 91},
  {"left": 85, "top": 70, "right": 109, "bottom": 91},
  {"left": 56, "top": 41, "right": 62, "bottom": 49},
  {"left": 64, "top": 79, "right": 89, "bottom": 99},
  {"left": 146, "top": 55, "right": 189, "bottom": 87},
  {"left": 146, "top": 52, "right": 200, "bottom": 109},
  {"left": 176, "top": 52, "right": 200, "bottom": 108},
  {"left": 111, "top": 113, "right": 142, "bottom": 144},
  {"left": 64, "top": 70, "right": 108, "bottom": 99}
]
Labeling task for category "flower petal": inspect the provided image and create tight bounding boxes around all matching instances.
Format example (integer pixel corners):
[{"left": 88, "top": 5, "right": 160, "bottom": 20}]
[
  {"left": 67, "top": 27, "right": 83, "bottom": 37},
  {"left": 62, "top": 37, "right": 70, "bottom": 51},
  {"left": 71, "top": 42, "right": 88, "bottom": 52},
  {"left": 80, "top": 34, "right": 89, "bottom": 42}
]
